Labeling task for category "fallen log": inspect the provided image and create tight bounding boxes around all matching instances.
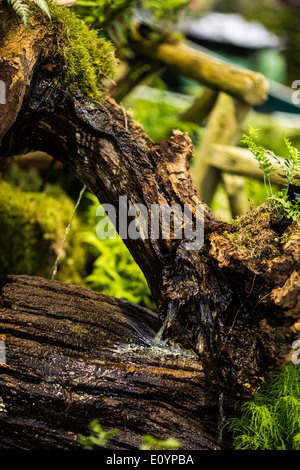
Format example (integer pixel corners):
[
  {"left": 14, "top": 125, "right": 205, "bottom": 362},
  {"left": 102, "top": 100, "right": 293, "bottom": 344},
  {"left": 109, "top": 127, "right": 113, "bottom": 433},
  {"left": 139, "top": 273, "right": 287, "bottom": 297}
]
[
  {"left": 0, "top": 68, "right": 298, "bottom": 447},
  {"left": 0, "top": 275, "right": 233, "bottom": 450},
  {"left": 207, "top": 144, "right": 299, "bottom": 184}
]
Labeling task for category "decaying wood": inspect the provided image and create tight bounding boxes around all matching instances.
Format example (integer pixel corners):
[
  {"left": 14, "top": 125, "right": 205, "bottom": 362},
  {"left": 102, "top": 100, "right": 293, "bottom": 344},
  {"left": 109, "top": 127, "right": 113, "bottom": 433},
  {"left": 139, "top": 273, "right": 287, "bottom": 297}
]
[
  {"left": 0, "top": 275, "right": 235, "bottom": 450},
  {"left": 0, "top": 6, "right": 299, "bottom": 451},
  {"left": 8, "top": 152, "right": 62, "bottom": 171},
  {"left": 2, "top": 68, "right": 299, "bottom": 397},
  {"left": 0, "top": 8, "right": 52, "bottom": 145}
]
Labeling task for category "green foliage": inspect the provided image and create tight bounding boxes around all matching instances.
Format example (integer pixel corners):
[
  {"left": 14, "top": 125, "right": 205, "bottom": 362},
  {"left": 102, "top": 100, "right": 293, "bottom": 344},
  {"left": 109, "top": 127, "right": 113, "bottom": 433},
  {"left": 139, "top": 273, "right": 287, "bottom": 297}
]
[
  {"left": 226, "top": 364, "right": 300, "bottom": 450},
  {"left": 268, "top": 191, "right": 300, "bottom": 222},
  {"left": 78, "top": 419, "right": 181, "bottom": 450},
  {"left": 74, "top": 0, "right": 189, "bottom": 45},
  {"left": 280, "top": 135, "right": 300, "bottom": 184},
  {"left": 142, "top": 0, "right": 189, "bottom": 21},
  {"left": 75, "top": 0, "right": 189, "bottom": 26},
  {"left": 78, "top": 420, "right": 119, "bottom": 449},
  {"left": 241, "top": 127, "right": 275, "bottom": 196},
  {"left": 5, "top": 0, "right": 118, "bottom": 99},
  {"left": 0, "top": 178, "right": 87, "bottom": 285},
  {"left": 81, "top": 193, "right": 155, "bottom": 309},
  {"left": 75, "top": 0, "right": 136, "bottom": 34},
  {"left": 140, "top": 435, "right": 181, "bottom": 450},
  {"left": 124, "top": 83, "right": 202, "bottom": 143},
  {"left": 7, "top": 0, "right": 50, "bottom": 28},
  {"left": 46, "top": 3, "right": 116, "bottom": 100},
  {"left": 241, "top": 127, "right": 300, "bottom": 221}
]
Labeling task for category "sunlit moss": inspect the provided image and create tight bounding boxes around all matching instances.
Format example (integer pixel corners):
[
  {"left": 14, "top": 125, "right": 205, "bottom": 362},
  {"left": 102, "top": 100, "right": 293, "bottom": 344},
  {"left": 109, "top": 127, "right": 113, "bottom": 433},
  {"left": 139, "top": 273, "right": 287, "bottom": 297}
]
[{"left": 31, "top": 2, "right": 117, "bottom": 100}]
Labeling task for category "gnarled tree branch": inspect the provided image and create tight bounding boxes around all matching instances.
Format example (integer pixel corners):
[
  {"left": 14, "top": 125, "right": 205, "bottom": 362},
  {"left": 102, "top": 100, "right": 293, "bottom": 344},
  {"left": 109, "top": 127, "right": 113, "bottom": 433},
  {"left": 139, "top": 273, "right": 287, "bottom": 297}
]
[{"left": 0, "top": 8, "right": 299, "bottom": 451}]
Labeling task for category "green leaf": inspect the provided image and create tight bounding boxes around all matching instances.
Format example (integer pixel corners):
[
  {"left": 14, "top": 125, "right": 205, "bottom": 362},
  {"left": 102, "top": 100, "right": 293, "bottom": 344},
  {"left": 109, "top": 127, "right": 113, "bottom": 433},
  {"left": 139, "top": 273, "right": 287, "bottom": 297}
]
[
  {"left": 78, "top": 420, "right": 119, "bottom": 449},
  {"left": 8, "top": 0, "right": 30, "bottom": 27},
  {"left": 29, "top": 0, "right": 51, "bottom": 20}
]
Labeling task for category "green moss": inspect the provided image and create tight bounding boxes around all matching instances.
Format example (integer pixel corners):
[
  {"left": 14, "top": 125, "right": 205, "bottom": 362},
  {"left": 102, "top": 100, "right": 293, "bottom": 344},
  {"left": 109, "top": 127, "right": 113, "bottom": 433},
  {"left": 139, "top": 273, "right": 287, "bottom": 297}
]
[
  {"left": 226, "top": 364, "right": 300, "bottom": 450},
  {"left": 221, "top": 202, "right": 284, "bottom": 260},
  {"left": 32, "top": 2, "right": 117, "bottom": 100},
  {"left": 0, "top": 179, "right": 87, "bottom": 285}
]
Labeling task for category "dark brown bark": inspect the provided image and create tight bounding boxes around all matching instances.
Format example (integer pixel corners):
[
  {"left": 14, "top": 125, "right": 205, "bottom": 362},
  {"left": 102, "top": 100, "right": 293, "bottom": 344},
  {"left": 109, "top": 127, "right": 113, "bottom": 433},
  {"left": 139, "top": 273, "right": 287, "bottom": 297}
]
[
  {"left": 0, "top": 275, "right": 234, "bottom": 450},
  {"left": 0, "top": 7, "right": 299, "bottom": 451},
  {"left": 3, "top": 69, "right": 298, "bottom": 398}
]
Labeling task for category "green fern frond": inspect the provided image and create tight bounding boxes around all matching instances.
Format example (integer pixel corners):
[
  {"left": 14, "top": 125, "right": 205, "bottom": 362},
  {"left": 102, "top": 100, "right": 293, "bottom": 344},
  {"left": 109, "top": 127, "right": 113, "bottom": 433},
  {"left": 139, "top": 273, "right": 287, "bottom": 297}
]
[
  {"left": 8, "top": 0, "right": 30, "bottom": 27},
  {"left": 7, "top": 0, "right": 51, "bottom": 28},
  {"left": 29, "top": 0, "right": 51, "bottom": 21},
  {"left": 283, "top": 134, "right": 300, "bottom": 183},
  {"left": 226, "top": 364, "right": 300, "bottom": 450}
]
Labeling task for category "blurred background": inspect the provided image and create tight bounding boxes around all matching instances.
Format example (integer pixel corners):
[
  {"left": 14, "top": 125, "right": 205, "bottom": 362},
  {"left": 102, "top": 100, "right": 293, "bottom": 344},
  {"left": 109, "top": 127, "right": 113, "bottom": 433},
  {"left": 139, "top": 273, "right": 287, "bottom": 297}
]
[{"left": 1, "top": 0, "right": 300, "bottom": 309}]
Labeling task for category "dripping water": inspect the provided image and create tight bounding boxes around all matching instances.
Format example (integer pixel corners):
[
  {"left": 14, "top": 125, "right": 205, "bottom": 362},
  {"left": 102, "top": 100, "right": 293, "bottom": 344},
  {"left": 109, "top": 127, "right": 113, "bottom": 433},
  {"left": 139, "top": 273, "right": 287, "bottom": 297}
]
[
  {"left": 218, "top": 391, "right": 226, "bottom": 445},
  {"left": 51, "top": 184, "right": 87, "bottom": 280},
  {"left": 114, "top": 340, "right": 197, "bottom": 362},
  {"left": 153, "top": 301, "right": 179, "bottom": 346}
]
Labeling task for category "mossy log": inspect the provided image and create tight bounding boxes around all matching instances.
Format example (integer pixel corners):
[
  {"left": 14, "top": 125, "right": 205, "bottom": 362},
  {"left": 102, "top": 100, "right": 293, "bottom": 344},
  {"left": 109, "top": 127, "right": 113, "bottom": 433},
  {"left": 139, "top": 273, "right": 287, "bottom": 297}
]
[
  {"left": 0, "top": 5, "right": 299, "bottom": 450},
  {"left": 129, "top": 29, "right": 268, "bottom": 106},
  {"left": 2, "top": 68, "right": 299, "bottom": 392},
  {"left": 0, "top": 8, "right": 52, "bottom": 145}
]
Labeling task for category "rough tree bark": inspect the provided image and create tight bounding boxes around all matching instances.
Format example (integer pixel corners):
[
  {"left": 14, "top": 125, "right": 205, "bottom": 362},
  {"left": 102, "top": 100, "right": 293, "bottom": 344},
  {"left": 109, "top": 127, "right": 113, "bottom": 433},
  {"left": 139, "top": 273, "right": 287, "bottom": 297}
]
[
  {"left": 0, "top": 274, "right": 233, "bottom": 450},
  {"left": 0, "top": 7, "right": 299, "bottom": 450}
]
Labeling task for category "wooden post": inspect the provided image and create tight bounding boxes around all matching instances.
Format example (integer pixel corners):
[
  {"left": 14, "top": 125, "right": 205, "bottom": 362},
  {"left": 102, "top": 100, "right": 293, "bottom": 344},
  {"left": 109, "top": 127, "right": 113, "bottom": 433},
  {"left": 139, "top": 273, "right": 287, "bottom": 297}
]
[
  {"left": 191, "top": 92, "right": 250, "bottom": 211},
  {"left": 179, "top": 88, "right": 218, "bottom": 125}
]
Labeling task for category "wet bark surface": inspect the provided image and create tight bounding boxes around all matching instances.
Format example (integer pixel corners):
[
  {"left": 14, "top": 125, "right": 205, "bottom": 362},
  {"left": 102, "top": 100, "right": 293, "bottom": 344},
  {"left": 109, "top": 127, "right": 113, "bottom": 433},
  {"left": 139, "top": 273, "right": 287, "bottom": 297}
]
[
  {"left": 0, "top": 275, "right": 234, "bottom": 450},
  {"left": 3, "top": 70, "right": 298, "bottom": 399},
  {"left": 0, "top": 8, "right": 299, "bottom": 450}
]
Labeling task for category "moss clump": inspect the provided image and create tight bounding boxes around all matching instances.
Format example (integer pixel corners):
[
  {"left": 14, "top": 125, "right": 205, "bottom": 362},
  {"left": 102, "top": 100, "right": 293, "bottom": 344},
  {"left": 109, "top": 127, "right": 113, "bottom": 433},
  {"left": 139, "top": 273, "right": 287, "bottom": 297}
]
[
  {"left": 226, "top": 364, "right": 300, "bottom": 450},
  {"left": 223, "top": 201, "right": 294, "bottom": 260},
  {"left": 32, "top": 2, "right": 117, "bottom": 100},
  {"left": 0, "top": 180, "right": 87, "bottom": 285}
]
